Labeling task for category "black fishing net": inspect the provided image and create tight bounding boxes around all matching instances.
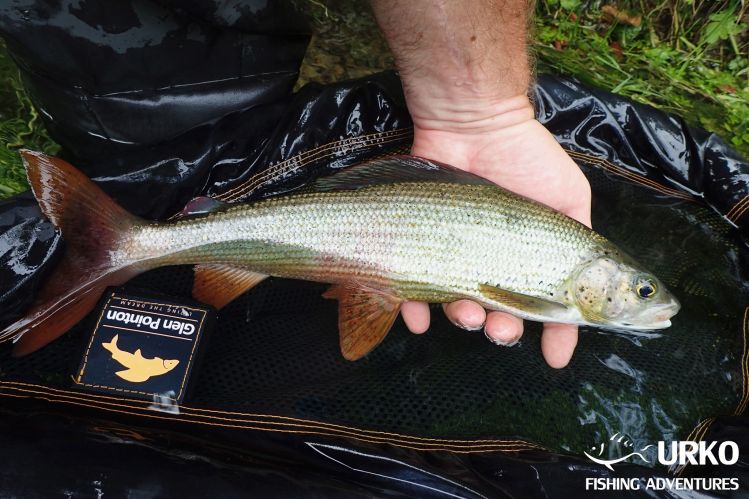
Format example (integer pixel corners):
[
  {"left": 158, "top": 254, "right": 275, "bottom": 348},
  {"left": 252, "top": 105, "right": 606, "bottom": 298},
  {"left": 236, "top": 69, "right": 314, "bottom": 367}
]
[{"left": 1, "top": 1, "right": 749, "bottom": 497}]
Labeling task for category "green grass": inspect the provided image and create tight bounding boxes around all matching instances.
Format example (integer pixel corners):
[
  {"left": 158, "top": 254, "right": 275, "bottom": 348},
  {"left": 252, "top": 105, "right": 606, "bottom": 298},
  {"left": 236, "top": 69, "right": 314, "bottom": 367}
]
[
  {"left": 535, "top": 0, "right": 749, "bottom": 156},
  {"left": 0, "top": 40, "right": 59, "bottom": 198},
  {"left": 0, "top": 1, "right": 746, "bottom": 198}
]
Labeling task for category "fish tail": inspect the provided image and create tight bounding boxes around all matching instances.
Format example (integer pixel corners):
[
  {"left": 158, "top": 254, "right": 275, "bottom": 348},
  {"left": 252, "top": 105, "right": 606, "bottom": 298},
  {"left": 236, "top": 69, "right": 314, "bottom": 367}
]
[{"left": 4, "top": 151, "right": 148, "bottom": 357}]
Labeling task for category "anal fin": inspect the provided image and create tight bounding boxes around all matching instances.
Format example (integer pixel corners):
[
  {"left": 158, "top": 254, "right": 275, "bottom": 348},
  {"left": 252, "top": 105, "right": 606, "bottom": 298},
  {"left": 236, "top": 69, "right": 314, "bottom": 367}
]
[
  {"left": 192, "top": 264, "right": 269, "bottom": 309},
  {"left": 323, "top": 283, "right": 402, "bottom": 361}
]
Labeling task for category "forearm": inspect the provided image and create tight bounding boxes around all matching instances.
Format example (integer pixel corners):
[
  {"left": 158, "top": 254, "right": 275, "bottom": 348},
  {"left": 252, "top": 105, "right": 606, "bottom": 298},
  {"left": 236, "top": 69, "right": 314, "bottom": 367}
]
[{"left": 370, "top": 0, "right": 534, "bottom": 129}]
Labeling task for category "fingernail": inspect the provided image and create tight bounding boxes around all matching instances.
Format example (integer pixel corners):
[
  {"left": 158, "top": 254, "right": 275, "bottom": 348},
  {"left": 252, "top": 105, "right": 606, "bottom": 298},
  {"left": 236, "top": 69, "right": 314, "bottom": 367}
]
[
  {"left": 484, "top": 329, "right": 519, "bottom": 347},
  {"left": 453, "top": 319, "right": 484, "bottom": 331}
]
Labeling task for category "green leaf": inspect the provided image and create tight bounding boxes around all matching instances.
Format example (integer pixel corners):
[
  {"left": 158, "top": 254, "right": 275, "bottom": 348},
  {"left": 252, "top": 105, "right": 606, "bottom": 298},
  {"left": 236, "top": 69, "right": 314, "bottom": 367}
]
[
  {"left": 560, "top": 0, "right": 581, "bottom": 10},
  {"left": 699, "top": 7, "right": 745, "bottom": 47}
]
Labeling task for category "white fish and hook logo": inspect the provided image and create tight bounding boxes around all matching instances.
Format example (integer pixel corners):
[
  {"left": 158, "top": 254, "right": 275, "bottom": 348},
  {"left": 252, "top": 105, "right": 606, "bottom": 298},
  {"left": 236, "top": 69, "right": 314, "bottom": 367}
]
[{"left": 584, "top": 432, "right": 654, "bottom": 471}]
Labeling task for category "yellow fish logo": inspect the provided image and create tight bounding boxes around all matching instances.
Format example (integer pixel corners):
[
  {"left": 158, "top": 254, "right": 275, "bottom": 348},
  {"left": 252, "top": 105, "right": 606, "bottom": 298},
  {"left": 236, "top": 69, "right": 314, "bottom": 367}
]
[{"left": 101, "top": 334, "right": 180, "bottom": 383}]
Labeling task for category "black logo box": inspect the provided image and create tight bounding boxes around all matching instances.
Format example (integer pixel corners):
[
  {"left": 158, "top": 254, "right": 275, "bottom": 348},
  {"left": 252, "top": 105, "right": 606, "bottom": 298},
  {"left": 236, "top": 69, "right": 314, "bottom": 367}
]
[{"left": 73, "top": 287, "right": 215, "bottom": 404}]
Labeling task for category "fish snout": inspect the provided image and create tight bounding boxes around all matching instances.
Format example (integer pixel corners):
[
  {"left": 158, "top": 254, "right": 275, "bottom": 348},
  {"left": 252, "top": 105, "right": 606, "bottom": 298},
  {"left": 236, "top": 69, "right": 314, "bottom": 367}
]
[
  {"left": 654, "top": 297, "right": 681, "bottom": 321},
  {"left": 635, "top": 297, "right": 681, "bottom": 329}
]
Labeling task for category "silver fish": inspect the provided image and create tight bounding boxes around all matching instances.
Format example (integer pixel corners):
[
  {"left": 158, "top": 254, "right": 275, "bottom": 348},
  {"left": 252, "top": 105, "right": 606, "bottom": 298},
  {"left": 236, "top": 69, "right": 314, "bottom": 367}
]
[{"left": 5, "top": 151, "right": 680, "bottom": 359}]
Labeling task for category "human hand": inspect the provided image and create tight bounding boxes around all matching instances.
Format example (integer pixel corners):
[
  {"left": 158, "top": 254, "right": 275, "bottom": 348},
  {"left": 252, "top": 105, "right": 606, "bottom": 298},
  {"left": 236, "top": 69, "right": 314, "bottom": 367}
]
[
  {"left": 399, "top": 95, "right": 592, "bottom": 368},
  {"left": 370, "top": 0, "right": 591, "bottom": 366}
]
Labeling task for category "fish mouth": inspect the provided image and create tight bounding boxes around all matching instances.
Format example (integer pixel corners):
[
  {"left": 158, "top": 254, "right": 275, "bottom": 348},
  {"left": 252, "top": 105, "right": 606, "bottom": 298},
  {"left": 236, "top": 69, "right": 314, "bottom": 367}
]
[
  {"left": 615, "top": 298, "right": 680, "bottom": 330},
  {"left": 636, "top": 319, "right": 672, "bottom": 330},
  {"left": 601, "top": 298, "right": 680, "bottom": 331}
]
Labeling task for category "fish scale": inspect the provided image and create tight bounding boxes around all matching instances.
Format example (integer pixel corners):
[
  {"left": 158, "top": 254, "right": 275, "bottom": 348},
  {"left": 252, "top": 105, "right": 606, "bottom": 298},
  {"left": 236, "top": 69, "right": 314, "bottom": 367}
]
[{"left": 127, "top": 181, "right": 597, "bottom": 311}]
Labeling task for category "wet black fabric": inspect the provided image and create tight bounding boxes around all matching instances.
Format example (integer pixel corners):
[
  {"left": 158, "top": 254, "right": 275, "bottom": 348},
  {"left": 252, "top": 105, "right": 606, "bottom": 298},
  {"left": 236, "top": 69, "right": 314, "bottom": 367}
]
[
  {"left": 0, "top": 0, "right": 308, "bottom": 161},
  {"left": 534, "top": 74, "right": 749, "bottom": 232},
  {"left": 2, "top": 2, "right": 749, "bottom": 498},
  {"left": 0, "top": 404, "right": 680, "bottom": 499}
]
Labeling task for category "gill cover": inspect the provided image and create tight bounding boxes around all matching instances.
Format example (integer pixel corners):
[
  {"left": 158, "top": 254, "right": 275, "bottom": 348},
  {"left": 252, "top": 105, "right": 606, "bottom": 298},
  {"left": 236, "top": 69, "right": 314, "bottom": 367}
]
[{"left": 572, "top": 257, "right": 626, "bottom": 324}]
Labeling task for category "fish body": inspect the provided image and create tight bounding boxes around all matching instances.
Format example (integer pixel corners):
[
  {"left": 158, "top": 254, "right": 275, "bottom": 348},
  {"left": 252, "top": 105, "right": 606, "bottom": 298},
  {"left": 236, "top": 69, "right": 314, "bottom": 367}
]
[
  {"left": 4, "top": 152, "right": 680, "bottom": 359},
  {"left": 101, "top": 334, "right": 179, "bottom": 383},
  {"left": 132, "top": 181, "right": 595, "bottom": 320}
]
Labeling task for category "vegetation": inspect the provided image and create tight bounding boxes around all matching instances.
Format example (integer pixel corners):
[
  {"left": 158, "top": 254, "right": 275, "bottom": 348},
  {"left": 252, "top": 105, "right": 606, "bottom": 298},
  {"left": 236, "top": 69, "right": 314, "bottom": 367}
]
[
  {"left": 535, "top": 0, "right": 749, "bottom": 155},
  {"left": 0, "top": 0, "right": 747, "bottom": 197},
  {"left": 0, "top": 41, "right": 59, "bottom": 198}
]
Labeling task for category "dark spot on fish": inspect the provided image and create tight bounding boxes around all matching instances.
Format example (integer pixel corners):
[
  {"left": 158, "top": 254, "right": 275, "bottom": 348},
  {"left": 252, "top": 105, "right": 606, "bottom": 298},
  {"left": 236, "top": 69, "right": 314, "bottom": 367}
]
[
  {"left": 607, "top": 297, "right": 612, "bottom": 302},
  {"left": 579, "top": 287, "right": 585, "bottom": 292}
]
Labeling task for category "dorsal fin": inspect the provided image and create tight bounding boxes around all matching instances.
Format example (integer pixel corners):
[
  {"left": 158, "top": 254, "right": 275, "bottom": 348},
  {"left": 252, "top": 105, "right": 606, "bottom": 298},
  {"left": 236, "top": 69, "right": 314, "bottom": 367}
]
[
  {"left": 176, "top": 196, "right": 229, "bottom": 218},
  {"left": 309, "top": 155, "right": 494, "bottom": 192}
]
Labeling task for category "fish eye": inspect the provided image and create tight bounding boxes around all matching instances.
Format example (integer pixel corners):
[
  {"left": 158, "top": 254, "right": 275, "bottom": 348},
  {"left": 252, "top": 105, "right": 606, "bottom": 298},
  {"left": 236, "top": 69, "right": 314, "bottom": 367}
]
[{"left": 636, "top": 279, "right": 657, "bottom": 299}]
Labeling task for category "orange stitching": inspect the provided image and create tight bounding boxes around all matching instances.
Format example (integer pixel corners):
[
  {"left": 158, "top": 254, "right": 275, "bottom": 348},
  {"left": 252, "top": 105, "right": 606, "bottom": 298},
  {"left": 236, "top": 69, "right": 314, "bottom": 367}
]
[
  {"left": 565, "top": 151, "right": 688, "bottom": 197},
  {"left": 567, "top": 150, "right": 695, "bottom": 200},
  {"left": 111, "top": 295, "right": 207, "bottom": 313},
  {"left": 73, "top": 382, "right": 157, "bottom": 397},
  {"left": 222, "top": 132, "right": 412, "bottom": 202},
  {"left": 218, "top": 128, "right": 413, "bottom": 201},
  {"left": 0, "top": 386, "right": 541, "bottom": 452},
  {"left": 176, "top": 311, "right": 205, "bottom": 399},
  {"left": 220, "top": 129, "right": 413, "bottom": 202},
  {"left": 0, "top": 381, "right": 541, "bottom": 446},
  {"left": 730, "top": 197, "right": 749, "bottom": 223},
  {"left": 76, "top": 295, "right": 114, "bottom": 382},
  {"left": 2, "top": 380, "right": 532, "bottom": 443},
  {"left": 726, "top": 195, "right": 749, "bottom": 221},
  {"left": 566, "top": 151, "right": 697, "bottom": 201},
  {"left": 735, "top": 307, "right": 749, "bottom": 415},
  {"left": 162, "top": 130, "right": 414, "bottom": 222},
  {"left": 674, "top": 417, "right": 715, "bottom": 476},
  {"left": 681, "top": 417, "right": 710, "bottom": 448},
  {"left": 11, "top": 397, "right": 536, "bottom": 453},
  {"left": 0, "top": 380, "right": 544, "bottom": 449}
]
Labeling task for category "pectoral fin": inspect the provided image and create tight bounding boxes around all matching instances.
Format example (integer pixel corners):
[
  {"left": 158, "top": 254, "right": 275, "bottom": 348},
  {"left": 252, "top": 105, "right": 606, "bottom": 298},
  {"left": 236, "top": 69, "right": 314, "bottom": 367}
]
[
  {"left": 323, "top": 283, "right": 402, "bottom": 361},
  {"left": 478, "top": 284, "right": 570, "bottom": 319},
  {"left": 192, "top": 264, "right": 269, "bottom": 309}
]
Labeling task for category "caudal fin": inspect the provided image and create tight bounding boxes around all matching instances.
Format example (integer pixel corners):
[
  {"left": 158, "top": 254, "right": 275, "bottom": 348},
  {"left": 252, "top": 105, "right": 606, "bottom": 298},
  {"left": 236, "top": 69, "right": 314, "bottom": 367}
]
[{"left": 2, "top": 151, "right": 146, "bottom": 356}]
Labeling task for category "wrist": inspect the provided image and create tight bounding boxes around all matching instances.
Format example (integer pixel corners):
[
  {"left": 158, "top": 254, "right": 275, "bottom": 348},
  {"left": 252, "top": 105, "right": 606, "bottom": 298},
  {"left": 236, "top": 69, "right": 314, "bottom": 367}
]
[{"left": 408, "top": 93, "right": 535, "bottom": 134}]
